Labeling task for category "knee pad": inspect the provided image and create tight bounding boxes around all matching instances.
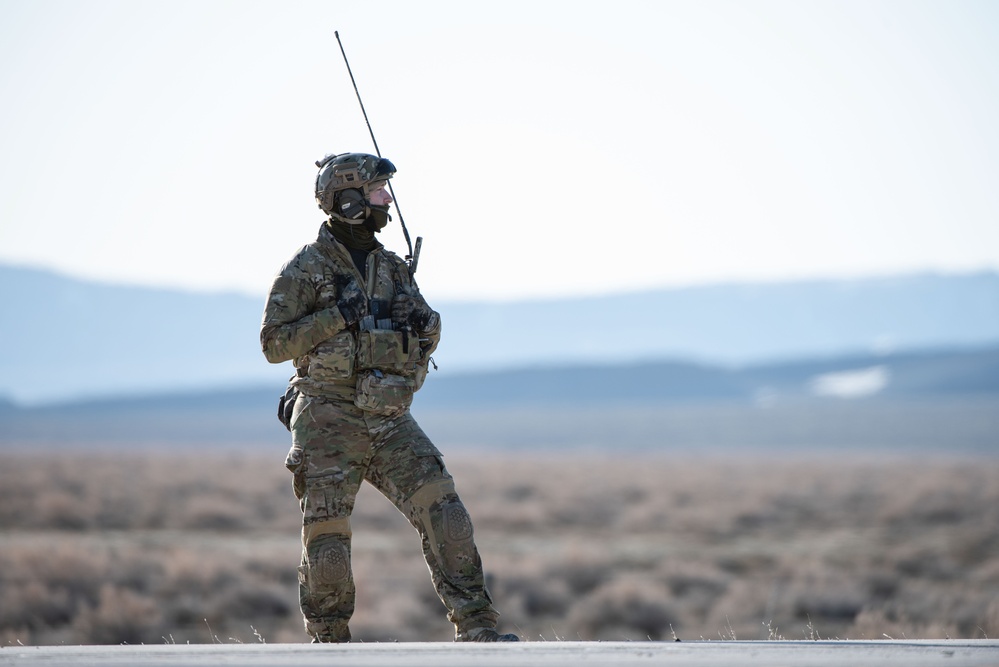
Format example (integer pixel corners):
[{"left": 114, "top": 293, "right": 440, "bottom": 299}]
[
  {"left": 438, "top": 499, "right": 478, "bottom": 577},
  {"left": 407, "top": 480, "right": 480, "bottom": 579},
  {"left": 442, "top": 500, "right": 474, "bottom": 543},
  {"left": 303, "top": 533, "right": 351, "bottom": 593}
]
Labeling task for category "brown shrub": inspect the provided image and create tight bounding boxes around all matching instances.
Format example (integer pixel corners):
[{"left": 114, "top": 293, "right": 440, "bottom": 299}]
[
  {"left": 71, "top": 584, "right": 163, "bottom": 644},
  {"left": 1, "top": 451, "right": 997, "bottom": 644},
  {"left": 567, "top": 578, "right": 677, "bottom": 640}
]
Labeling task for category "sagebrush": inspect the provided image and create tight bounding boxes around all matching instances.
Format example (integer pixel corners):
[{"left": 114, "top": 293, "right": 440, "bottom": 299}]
[{"left": 1, "top": 449, "right": 997, "bottom": 644}]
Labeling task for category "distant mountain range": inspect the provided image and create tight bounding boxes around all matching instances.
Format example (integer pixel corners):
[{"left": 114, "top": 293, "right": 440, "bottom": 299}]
[
  {"left": 2, "top": 344, "right": 997, "bottom": 453},
  {"left": 415, "top": 344, "right": 999, "bottom": 408},
  {"left": 2, "top": 263, "right": 998, "bottom": 406}
]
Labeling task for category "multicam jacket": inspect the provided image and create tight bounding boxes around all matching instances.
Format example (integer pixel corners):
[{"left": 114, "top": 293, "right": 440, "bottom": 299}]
[{"left": 260, "top": 223, "right": 440, "bottom": 401}]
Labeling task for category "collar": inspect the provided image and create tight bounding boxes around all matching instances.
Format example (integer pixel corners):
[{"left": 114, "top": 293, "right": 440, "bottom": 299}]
[{"left": 318, "top": 220, "right": 383, "bottom": 253}]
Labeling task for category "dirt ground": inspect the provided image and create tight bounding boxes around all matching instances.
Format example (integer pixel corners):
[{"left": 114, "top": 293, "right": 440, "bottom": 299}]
[{"left": 1, "top": 449, "right": 997, "bottom": 645}]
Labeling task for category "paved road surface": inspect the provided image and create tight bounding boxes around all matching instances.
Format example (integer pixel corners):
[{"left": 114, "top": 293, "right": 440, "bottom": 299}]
[{"left": 1, "top": 640, "right": 997, "bottom": 666}]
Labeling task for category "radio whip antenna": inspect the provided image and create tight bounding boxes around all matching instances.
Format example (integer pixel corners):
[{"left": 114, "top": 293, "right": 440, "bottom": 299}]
[{"left": 334, "top": 30, "right": 417, "bottom": 266}]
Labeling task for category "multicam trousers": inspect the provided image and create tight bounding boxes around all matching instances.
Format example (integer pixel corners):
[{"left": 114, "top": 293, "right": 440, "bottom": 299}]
[{"left": 286, "top": 393, "right": 499, "bottom": 642}]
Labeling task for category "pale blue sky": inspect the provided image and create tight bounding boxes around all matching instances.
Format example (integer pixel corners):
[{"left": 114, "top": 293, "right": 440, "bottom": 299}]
[{"left": 1, "top": 0, "right": 997, "bottom": 300}]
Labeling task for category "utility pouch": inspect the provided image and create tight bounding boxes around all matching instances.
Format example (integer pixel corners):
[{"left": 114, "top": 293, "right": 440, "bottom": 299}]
[
  {"left": 277, "top": 379, "right": 300, "bottom": 432},
  {"left": 356, "top": 329, "right": 421, "bottom": 375},
  {"left": 354, "top": 370, "right": 414, "bottom": 416},
  {"left": 307, "top": 331, "right": 356, "bottom": 381}
]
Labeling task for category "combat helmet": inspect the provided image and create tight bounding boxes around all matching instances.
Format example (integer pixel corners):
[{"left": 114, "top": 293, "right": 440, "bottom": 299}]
[{"left": 315, "top": 152, "right": 396, "bottom": 221}]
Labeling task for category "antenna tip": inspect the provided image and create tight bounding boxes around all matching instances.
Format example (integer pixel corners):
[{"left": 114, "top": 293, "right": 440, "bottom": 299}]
[{"left": 334, "top": 30, "right": 340, "bottom": 37}]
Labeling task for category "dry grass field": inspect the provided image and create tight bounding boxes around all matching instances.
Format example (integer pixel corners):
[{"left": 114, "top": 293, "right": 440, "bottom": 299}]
[{"left": 1, "top": 448, "right": 997, "bottom": 645}]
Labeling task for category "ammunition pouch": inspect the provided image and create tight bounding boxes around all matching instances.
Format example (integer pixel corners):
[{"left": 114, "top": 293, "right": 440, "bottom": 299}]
[
  {"left": 301, "top": 328, "right": 429, "bottom": 412},
  {"left": 306, "top": 331, "right": 355, "bottom": 381},
  {"left": 356, "top": 329, "right": 421, "bottom": 374}
]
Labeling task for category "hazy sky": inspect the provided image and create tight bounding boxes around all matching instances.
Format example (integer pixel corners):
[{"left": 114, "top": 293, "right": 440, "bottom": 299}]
[{"left": 2, "top": 0, "right": 997, "bottom": 301}]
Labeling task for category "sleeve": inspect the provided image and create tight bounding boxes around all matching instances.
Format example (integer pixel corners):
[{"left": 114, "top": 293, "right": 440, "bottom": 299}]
[
  {"left": 259, "top": 256, "right": 350, "bottom": 364},
  {"left": 412, "top": 282, "right": 441, "bottom": 385}
]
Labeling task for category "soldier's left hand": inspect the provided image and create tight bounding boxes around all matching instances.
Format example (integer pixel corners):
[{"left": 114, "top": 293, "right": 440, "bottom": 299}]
[{"left": 392, "top": 293, "right": 439, "bottom": 332}]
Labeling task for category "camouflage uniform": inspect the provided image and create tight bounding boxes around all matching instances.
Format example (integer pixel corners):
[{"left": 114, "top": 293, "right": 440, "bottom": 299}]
[{"left": 261, "top": 223, "right": 499, "bottom": 642}]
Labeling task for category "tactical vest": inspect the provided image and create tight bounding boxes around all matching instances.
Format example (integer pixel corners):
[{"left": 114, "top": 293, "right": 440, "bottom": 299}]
[{"left": 292, "top": 234, "right": 433, "bottom": 416}]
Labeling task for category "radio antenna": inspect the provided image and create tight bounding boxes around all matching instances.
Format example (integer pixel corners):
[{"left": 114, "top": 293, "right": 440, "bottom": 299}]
[{"left": 334, "top": 30, "right": 417, "bottom": 266}]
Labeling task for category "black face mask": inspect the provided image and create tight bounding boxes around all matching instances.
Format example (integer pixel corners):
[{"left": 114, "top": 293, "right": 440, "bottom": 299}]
[{"left": 364, "top": 205, "right": 392, "bottom": 232}]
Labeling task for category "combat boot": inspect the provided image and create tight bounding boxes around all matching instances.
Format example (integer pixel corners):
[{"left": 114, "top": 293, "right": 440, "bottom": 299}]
[
  {"left": 306, "top": 618, "right": 350, "bottom": 644},
  {"left": 456, "top": 627, "right": 520, "bottom": 642}
]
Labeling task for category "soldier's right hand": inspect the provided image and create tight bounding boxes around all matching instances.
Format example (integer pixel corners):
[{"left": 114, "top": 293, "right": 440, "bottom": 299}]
[{"left": 336, "top": 279, "right": 366, "bottom": 327}]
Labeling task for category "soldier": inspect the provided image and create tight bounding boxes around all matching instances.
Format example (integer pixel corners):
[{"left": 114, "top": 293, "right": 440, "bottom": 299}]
[{"left": 260, "top": 153, "right": 518, "bottom": 643}]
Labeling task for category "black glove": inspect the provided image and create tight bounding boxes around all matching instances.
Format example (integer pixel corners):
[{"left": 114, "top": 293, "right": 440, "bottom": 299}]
[
  {"left": 392, "top": 293, "right": 438, "bottom": 331},
  {"left": 336, "top": 279, "right": 366, "bottom": 327}
]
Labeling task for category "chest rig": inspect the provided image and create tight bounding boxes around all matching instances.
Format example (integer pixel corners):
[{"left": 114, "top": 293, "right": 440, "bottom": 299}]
[{"left": 305, "top": 238, "right": 428, "bottom": 416}]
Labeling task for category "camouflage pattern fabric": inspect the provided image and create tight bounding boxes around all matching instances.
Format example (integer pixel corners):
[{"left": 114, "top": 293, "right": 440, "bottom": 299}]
[
  {"left": 288, "top": 395, "right": 498, "bottom": 642},
  {"left": 261, "top": 223, "right": 499, "bottom": 642},
  {"left": 260, "top": 223, "right": 440, "bottom": 387}
]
